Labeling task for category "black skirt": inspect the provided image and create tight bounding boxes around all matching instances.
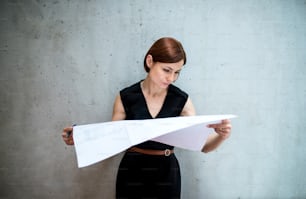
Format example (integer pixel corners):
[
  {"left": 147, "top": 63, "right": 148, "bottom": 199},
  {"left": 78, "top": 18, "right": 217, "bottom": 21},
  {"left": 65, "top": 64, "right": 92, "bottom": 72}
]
[{"left": 116, "top": 151, "right": 181, "bottom": 199}]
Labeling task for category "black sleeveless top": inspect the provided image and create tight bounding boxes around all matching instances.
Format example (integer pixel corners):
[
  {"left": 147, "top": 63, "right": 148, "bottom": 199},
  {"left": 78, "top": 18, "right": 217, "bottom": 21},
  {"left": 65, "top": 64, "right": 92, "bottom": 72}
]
[{"left": 120, "top": 81, "right": 188, "bottom": 150}]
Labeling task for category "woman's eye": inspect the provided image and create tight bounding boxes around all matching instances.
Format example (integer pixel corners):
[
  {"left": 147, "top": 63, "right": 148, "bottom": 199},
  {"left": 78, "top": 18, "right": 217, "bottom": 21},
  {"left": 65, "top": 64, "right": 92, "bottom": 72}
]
[{"left": 163, "top": 69, "right": 170, "bottom": 73}]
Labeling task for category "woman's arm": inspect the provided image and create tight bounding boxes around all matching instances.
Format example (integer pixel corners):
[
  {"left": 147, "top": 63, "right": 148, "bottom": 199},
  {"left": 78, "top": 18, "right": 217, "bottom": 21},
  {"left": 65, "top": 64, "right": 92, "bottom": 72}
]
[
  {"left": 180, "top": 97, "right": 196, "bottom": 116},
  {"left": 202, "top": 119, "right": 232, "bottom": 153},
  {"left": 112, "top": 94, "right": 126, "bottom": 121},
  {"left": 180, "top": 97, "right": 232, "bottom": 153}
]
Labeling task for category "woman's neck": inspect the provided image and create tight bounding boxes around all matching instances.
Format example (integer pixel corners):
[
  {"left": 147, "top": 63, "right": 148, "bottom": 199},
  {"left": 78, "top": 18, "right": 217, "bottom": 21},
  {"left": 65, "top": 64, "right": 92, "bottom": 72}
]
[{"left": 141, "top": 78, "right": 167, "bottom": 97}]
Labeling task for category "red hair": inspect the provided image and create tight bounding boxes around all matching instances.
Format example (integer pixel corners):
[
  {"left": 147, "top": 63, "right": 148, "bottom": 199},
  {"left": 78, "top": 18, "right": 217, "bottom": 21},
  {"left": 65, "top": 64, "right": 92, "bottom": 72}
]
[{"left": 144, "top": 37, "right": 187, "bottom": 72}]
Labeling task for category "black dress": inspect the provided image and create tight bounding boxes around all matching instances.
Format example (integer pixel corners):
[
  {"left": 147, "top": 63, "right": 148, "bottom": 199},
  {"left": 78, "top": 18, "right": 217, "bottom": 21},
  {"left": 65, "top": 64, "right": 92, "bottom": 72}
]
[{"left": 116, "top": 81, "right": 188, "bottom": 199}]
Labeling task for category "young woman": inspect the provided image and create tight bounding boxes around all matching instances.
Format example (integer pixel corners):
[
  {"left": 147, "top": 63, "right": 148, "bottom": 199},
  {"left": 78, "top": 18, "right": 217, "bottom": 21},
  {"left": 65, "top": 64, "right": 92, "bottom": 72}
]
[{"left": 62, "top": 37, "right": 232, "bottom": 199}]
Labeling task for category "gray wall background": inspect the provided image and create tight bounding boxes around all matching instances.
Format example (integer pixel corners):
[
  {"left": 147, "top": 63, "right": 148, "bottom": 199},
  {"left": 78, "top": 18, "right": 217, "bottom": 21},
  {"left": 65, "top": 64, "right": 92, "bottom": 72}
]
[{"left": 1, "top": 0, "right": 306, "bottom": 198}]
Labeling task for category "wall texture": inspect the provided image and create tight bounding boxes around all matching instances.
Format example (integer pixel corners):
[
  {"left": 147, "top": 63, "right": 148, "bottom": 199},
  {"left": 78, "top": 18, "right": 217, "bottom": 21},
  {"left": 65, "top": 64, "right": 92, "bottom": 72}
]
[{"left": 1, "top": 0, "right": 306, "bottom": 198}]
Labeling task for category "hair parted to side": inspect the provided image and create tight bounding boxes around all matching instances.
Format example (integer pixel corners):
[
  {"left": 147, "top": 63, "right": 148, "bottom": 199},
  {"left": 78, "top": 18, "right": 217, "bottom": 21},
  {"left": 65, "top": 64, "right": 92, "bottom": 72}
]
[{"left": 143, "top": 37, "right": 187, "bottom": 72}]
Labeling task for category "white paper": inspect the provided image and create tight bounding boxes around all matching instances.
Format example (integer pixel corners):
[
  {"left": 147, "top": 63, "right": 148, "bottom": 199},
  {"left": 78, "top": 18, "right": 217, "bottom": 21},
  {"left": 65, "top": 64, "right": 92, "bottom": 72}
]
[{"left": 73, "top": 114, "right": 236, "bottom": 168}]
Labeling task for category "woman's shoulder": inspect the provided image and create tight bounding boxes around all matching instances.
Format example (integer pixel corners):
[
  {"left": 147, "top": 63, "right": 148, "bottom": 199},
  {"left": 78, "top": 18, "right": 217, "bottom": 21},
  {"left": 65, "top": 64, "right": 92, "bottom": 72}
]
[
  {"left": 120, "top": 81, "right": 142, "bottom": 94},
  {"left": 169, "top": 84, "right": 188, "bottom": 99}
]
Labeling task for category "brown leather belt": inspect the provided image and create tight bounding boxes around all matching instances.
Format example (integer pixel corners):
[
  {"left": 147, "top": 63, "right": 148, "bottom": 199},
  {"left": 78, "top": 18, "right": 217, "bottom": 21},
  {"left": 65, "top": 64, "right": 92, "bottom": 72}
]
[{"left": 128, "top": 147, "right": 174, "bottom": 156}]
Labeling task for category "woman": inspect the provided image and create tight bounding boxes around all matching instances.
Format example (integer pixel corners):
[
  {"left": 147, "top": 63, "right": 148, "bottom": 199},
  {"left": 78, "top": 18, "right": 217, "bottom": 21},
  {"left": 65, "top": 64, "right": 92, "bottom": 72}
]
[{"left": 62, "top": 37, "right": 232, "bottom": 199}]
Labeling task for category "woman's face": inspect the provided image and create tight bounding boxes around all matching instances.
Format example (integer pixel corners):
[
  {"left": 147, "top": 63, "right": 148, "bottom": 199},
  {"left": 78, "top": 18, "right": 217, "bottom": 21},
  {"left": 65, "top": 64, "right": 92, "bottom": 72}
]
[{"left": 148, "top": 59, "right": 184, "bottom": 88}]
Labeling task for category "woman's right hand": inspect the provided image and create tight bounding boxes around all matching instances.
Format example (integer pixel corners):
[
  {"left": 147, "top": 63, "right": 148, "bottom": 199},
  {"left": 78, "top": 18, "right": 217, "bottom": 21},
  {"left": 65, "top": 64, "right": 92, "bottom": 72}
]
[{"left": 62, "top": 126, "right": 74, "bottom": 145}]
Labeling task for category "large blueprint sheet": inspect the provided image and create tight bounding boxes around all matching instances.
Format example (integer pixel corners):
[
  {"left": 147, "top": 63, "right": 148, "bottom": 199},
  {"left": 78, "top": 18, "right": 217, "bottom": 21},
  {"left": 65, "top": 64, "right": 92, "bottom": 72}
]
[{"left": 73, "top": 114, "right": 236, "bottom": 168}]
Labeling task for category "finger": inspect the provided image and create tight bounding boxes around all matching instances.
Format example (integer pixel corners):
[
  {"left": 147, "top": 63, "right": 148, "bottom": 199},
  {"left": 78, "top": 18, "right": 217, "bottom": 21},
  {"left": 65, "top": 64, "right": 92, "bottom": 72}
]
[
  {"left": 220, "top": 120, "right": 232, "bottom": 129},
  {"left": 217, "top": 127, "right": 226, "bottom": 133},
  {"left": 63, "top": 127, "right": 73, "bottom": 133},
  {"left": 62, "top": 133, "right": 71, "bottom": 140},
  {"left": 221, "top": 119, "right": 230, "bottom": 124},
  {"left": 63, "top": 137, "right": 74, "bottom": 144},
  {"left": 207, "top": 123, "right": 218, "bottom": 128},
  {"left": 218, "top": 125, "right": 231, "bottom": 131},
  {"left": 63, "top": 126, "right": 74, "bottom": 138},
  {"left": 216, "top": 129, "right": 230, "bottom": 138},
  {"left": 62, "top": 131, "right": 71, "bottom": 138},
  {"left": 207, "top": 121, "right": 226, "bottom": 129},
  {"left": 62, "top": 133, "right": 68, "bottom": 138},
  {"left": 208, "top": 123, "right": 225, "bottom": 129},
  {"left": 223, "top": 123, "right": 232, "bottom": 130},
  {"left": 67, "top": 139, "right": 74, "bottom": 145},
  {"left": 207, "top": 120, "right": 231, "bottom": 130}
]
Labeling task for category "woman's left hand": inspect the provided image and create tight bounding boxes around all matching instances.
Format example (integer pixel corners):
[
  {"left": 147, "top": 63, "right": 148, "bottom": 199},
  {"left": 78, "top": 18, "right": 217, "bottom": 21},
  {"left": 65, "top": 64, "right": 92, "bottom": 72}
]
[{"left": 207, "top": 119, "right": 232, "bottom": 140}]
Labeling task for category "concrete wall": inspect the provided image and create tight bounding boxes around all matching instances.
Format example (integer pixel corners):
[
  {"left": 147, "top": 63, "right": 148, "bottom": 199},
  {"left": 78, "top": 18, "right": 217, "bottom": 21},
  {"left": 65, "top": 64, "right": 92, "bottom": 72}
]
[{"left": 1, "top": 0, "right": 306, "bottom": 198}]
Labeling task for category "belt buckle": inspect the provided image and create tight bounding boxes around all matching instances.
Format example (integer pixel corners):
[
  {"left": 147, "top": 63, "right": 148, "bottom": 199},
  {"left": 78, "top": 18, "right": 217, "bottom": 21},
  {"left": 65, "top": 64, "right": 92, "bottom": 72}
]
[{"left": 164, "top": 149, "right": 171, "bottom": 156}]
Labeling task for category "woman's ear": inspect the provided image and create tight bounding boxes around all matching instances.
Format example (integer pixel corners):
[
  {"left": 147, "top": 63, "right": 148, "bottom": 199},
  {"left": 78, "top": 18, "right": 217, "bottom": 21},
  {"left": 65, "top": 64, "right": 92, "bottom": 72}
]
[{"left": 146, "top": 54, "right": 153, "bottom": 68}]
